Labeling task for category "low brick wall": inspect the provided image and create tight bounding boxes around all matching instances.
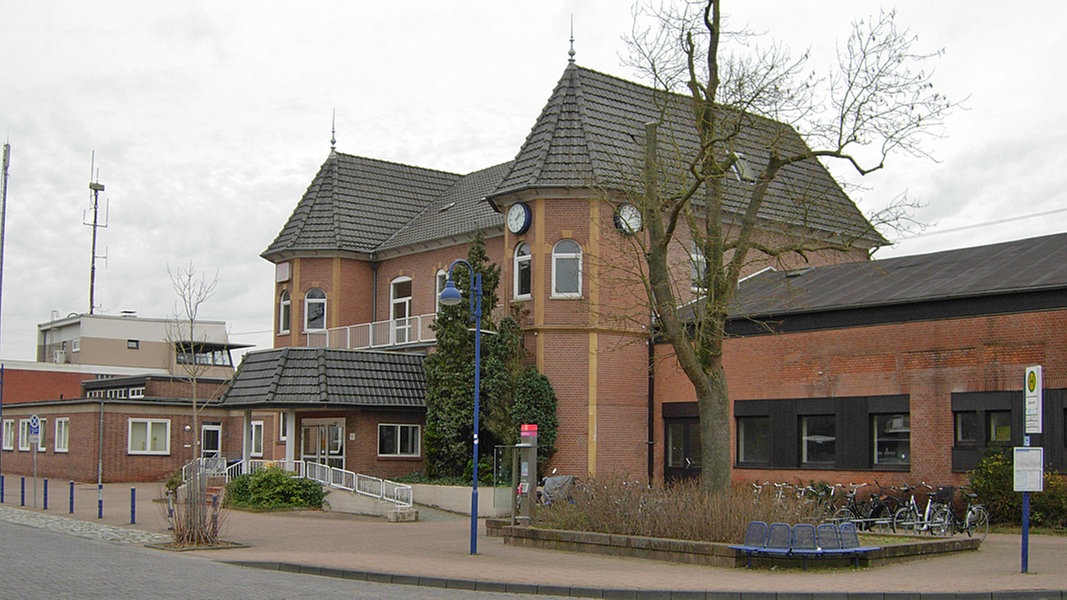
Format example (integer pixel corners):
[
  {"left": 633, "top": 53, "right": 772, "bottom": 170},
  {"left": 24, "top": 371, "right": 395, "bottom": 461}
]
[{"left": 487, "top": 521, "right": 981, "bottom": 569}]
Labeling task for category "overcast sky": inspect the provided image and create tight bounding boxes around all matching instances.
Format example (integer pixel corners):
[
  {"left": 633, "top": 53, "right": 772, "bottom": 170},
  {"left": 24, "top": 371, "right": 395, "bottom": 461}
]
[{"left": 1, "top": 1, "right": 1065, "bottom": 362}]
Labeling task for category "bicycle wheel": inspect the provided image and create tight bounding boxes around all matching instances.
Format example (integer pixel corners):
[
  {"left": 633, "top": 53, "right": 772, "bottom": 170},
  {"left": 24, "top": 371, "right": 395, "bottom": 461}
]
[
  {"left": 893, "top": 506, "right": 918, "bottom": 533},
  {"left": 967, "top": 506, "right": 990, "bottom": 542},
  {"left": 868, "top": 505, "right": 892, "bottom": 533},
  {"left": 832, "top": 507, "right": 856, "bottom": 524},
  {"left": 929, "top": 506, "right": 952, "bottom": 537}
]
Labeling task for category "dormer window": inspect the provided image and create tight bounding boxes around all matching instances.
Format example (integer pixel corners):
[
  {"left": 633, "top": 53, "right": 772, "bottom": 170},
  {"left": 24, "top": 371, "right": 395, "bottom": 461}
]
[{"left": 731, "top": 152, "right": 756, "bottom": 183}]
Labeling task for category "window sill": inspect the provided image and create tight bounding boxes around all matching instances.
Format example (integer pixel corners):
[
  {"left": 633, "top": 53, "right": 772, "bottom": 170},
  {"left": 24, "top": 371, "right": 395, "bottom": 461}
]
[
  {"left": 550, "top": 294, "right": 582, "bottom": 300},
  {"left": 377, "top": 455, "right": 422, "bottom": 460}
]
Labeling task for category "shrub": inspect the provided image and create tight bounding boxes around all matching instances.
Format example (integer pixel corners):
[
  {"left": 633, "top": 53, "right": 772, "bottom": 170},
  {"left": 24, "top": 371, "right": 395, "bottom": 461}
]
[
  {"left": 533, "top": 475, "right": 822, "bottom": 544},
  {"left": 969, "top": 447, "right": 1067, "bottom": 528},
  {"left": 225, "top": 467, "right": 325, "bottom": 510}
]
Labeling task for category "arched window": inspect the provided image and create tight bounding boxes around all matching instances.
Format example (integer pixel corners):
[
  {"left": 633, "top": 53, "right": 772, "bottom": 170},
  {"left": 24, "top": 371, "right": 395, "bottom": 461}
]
[
  {"left": 391, "top": 277, "right": 412, "bottom": 344},
  {"left": 304, "top": 288, "right": 326, "bottom": 331},
  {"left": 551, "top": 239, "right": 582, "bottom": 298},
  {"left": 278, "top": 290, "right": 291, "bottom": 334},
  {"left": 514, "top": 242, "right": 532, "bottom": 299}
]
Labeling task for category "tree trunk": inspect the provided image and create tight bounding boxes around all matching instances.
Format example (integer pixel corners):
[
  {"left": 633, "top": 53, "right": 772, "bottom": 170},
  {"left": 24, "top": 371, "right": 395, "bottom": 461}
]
[{"left": 697, "top": 356, "right": 731, "bottom": 493}]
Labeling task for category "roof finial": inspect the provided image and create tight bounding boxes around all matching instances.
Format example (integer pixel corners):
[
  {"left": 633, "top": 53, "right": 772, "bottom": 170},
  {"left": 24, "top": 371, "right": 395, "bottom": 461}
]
[
  {"left": 330, "top": 109, "right": 337, "bottom": 152},
  {"left": 568, "top": 15, "right": 576, "bottom": 63}
]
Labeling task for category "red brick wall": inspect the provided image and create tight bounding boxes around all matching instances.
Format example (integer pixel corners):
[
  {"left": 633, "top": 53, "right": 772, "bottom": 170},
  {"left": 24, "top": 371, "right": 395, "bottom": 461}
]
[
  {"left": 2, "top": 369, "right": 91, "bottom": 404},
  {"left": 653, "top": 308, "right": 1067, "bottom": 487}
]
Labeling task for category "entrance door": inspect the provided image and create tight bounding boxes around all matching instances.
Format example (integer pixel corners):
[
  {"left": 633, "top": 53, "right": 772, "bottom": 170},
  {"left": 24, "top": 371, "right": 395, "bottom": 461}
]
[
  {"left": 664, "top": 418, "right": 701, "bottom": 482},
  {"left": 301, "top": 419, "right": 344, "bottom": 470},
  {"left": 201, "top": 424, "right": 222, "bottom": 459}
]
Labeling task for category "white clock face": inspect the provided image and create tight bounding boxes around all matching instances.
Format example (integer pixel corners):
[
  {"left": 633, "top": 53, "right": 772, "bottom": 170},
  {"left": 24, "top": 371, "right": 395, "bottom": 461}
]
[
  {"left": 507, "top": 202, "right": 530, "bottom": 234},
  {"left": 616, "top": 203, "right": 642, "bottom": 234}
]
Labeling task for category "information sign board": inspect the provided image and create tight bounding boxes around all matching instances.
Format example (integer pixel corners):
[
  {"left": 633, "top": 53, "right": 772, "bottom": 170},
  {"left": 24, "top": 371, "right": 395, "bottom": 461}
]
[{"left": 1014, "top": 447, "right": 1044, "bottom": 492}]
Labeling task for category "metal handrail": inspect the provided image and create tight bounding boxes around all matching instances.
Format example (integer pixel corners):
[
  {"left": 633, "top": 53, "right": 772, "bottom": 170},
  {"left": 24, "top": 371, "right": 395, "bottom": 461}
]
[
  {"left": 306, "top": 314, "right": 437, "bottom": 350},
  {"left": 222, "top": 458, "right": 412, "bottom": 508}
]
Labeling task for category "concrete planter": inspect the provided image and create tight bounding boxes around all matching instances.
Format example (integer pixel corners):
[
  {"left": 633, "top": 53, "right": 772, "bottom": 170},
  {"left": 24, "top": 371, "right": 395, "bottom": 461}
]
[{"left": 487, "top": 521, "right": 981, "bottom": 569}]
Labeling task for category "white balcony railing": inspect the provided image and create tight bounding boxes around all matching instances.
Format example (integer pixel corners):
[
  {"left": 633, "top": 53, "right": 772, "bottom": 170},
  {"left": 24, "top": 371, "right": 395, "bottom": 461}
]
[{"left": 305, "top": 314, "right": 437, "bottom": 350}]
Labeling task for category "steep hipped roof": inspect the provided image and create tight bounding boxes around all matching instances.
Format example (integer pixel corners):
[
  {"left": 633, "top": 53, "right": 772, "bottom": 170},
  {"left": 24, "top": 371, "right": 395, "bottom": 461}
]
[
  {"left": 262, "top": 153, "right": 461, "bottom": 259},
  {"left": 264, "top": 63, "right": 884, "bottom": 262},
  {"left": 490, "top": 64, "right": 884, "bottom": 245},
  {"left": 219, "top": 347, "right": 425, "bottom": 409},
  {"left": 727, "top": 232, "right": 1067, "bottom": 321}
]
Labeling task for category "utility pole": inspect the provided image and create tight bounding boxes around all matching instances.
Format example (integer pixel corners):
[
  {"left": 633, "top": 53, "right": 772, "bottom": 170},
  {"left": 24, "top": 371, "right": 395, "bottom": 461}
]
[{"left": 85, "top": 152, "right": 108, "bottom": 314}]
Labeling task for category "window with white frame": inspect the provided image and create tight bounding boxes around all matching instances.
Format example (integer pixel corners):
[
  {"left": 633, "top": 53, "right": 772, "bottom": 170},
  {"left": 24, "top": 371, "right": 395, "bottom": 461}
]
[
  {"left": 691, "top": 241, "right": 708, "bottom": 290},
  {"left": 128, "top": 419, "right": 170, "bottom": 455},
  {"left": 2, "top": 419, "right": 13, "bottom": 450},
  {"left": 514, "top": 242, "right": 532, "bottom": 299},
  {"left": 551, "top": 239, "right": 581, "bottom": 298},
  {"left": 279, "top": 290, "right": 291, "bottom": 334},
  {"left": 55, "top": 418, "right": 70, "bottom": 453},
  {"left": 87, "top": 390, "right": 105, "bottom": 398},
  {"left": 71, "top": 338, "right": 81, "bottom": 352},
  {"left": 391, "top": 277, "right": 412, "bottom": 344},
  {"left": 36, "top": 418, "right": 46, "bottom": 451},
  {"left": 251, "top": 421, "right": 264, "bottom": 457},
  {"left": 18, "top": 419, "right": 30, "bottom": 451},
  {"left": 435, "top": 270, "right": 448, "bottom": 313},
  {"left": 278, "top": 413, "right": 288, "bottom": 441},
  {"left": 129, "top": 387, "right": 145, "bottom": 399},
  {"left": 305, "top": 288, "right": 326, "bottom": 331},
  {"left": 378, "top": 424, "right": 420, "bottom": 457}
]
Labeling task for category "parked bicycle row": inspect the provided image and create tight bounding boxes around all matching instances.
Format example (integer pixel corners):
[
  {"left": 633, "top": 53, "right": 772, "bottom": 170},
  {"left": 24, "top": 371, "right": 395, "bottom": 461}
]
[{"left": 750, "top": 480, "right": 989, "bottom": 540}]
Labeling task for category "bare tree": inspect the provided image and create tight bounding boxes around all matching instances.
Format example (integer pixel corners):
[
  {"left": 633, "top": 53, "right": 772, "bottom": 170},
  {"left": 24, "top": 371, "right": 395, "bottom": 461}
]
[
  {"left": 167, "top": 262, "right": 221, "bottom": 545},
  {"left": 621, "top": 1, "right": 955, "bottom": 492}
]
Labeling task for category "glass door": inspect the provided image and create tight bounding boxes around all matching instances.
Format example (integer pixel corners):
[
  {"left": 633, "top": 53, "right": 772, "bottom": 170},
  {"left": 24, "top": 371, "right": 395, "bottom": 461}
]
[
  {"left": 664, "top": 418, "right": 701, "bottom": 482},
  {"left": 300, "top": 419, "right": 344, "bottom": 470}
]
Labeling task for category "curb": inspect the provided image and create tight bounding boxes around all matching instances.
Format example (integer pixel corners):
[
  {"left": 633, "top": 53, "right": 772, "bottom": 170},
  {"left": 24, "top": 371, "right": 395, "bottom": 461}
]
[{"left": 222, "top": 560, "right": 1067, "bottom": 600}]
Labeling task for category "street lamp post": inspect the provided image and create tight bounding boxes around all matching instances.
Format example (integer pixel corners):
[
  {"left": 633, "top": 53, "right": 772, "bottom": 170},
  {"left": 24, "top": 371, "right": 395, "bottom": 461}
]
[{"left": 438, "top": 259, "right": 483, "bottom": 555}]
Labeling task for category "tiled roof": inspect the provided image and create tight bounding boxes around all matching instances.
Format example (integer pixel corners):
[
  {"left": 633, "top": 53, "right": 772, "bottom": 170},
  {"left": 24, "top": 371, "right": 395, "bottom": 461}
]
[
  {"left": 727, "top": 232, "right": 1067, "bottom": 319},
  {"left": 262, "top": 153, "right": 461, "bottom": 259},
  {"left": 219, "top": 347, "right": 425, "bottom": 409},
  {"left": 490, "top": 64, "right": 884, "bottom": 245},
  {"left": 378, "top": 162, "right": 513, "bottom": 252},
  {"left": 264, "top": 63, "right": 884, "bottom": 261}
]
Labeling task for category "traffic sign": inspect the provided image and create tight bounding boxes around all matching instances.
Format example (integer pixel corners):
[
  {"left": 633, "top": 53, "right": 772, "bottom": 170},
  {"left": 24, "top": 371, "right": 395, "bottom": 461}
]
[
  {"left": 1025, "top": 366, "right": 1043, "bottom": 434},
  {"left": 28, "top": 414, "right": 40, "bottom": 444}
]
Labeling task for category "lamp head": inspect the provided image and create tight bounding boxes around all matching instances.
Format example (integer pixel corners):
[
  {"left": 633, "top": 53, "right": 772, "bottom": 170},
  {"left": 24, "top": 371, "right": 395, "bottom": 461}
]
[{"left": 438, "top": 279, "right": 462, "bottom": 306}]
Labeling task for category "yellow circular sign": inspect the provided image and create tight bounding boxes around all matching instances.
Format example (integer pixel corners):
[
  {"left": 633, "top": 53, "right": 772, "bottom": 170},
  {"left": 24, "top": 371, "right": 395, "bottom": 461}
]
[{"left": 1027, "top": 370, "right": 1037, "bottom": 393}]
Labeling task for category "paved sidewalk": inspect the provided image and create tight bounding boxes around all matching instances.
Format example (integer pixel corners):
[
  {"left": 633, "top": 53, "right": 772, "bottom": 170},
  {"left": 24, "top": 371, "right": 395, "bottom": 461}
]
[{"left": 1, "top": 478, "right": 1066, "bottom": 598}]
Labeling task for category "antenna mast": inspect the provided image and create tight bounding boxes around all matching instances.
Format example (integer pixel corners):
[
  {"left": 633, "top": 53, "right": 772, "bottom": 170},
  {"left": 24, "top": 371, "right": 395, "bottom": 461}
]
[
  {"left": 85, "top": 152, "right": 108, "bottom": 315},
  {"left": 0, "top": 142, "right": 10, "bottom": 351}
]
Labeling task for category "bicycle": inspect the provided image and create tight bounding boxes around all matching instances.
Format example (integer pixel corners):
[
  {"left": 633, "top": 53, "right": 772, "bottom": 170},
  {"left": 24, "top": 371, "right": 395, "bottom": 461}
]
[
  {"left": 893, "top": 482, "right": 949, "bottom": 536},
  {"left": 931, "top": 487, "right": 990, "bottom": 541}
]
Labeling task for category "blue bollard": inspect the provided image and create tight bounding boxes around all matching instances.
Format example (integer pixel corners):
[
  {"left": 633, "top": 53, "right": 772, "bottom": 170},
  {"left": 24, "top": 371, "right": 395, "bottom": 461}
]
[
  {"left": 69, "top": 481, "right": 74, "bottom": 514},
  {"left": 20, "top": 477, "right": 25, "bottom": 506},
  {"left": 130, "top": 487, "right": 136, "bottom": 524},
  {"left": 1, "top": 474, "right": 5, "bottom": 503},
  {"left": 43, "top": 478, "right": 48, "bottom": 510},
  {"left": 97, "top": 483, "right": 103, "bottom": 519}
]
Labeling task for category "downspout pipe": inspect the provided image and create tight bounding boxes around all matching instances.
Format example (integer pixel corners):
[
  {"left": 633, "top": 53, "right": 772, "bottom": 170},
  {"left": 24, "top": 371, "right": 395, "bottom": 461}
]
[{"left": 647, "top": 335, "right": 655, "bottom": 487}]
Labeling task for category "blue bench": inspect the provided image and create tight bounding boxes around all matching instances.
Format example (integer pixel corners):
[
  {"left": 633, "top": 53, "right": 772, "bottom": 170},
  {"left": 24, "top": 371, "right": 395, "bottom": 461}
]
[{"left": 729, "top": 521, "right": 879, "bottom": 569}]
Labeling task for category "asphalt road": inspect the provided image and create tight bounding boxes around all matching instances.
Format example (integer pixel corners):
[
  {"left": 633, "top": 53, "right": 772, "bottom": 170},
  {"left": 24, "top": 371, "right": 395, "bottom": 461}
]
[{"left": 0, "top": 520, "right": 564, "bottom": 600}]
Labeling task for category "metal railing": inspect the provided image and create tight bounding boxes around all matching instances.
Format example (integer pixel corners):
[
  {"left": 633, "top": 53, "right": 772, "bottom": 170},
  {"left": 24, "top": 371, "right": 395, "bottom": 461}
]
[
  {"left": 221, "top": 458, "right": 412, "bottom": 509},
  {"left": 306, "top": 314, "right": 437, "bottom": 350}
]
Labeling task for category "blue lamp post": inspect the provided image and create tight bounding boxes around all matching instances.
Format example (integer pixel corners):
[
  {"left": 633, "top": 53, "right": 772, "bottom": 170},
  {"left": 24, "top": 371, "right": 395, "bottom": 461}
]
[{"left": 438, "top": 259, "right": 483, "bottom": 555}]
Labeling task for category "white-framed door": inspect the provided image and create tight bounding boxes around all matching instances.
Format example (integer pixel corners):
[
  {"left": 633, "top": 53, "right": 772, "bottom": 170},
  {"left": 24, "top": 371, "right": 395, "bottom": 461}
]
[{"left": 300, "top": 418, "right": 344, "bottom": 470}]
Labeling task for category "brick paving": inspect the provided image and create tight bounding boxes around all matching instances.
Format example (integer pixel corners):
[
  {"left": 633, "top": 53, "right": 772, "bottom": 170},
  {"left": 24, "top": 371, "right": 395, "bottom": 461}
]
[{"left": 2, "top": 478, "right": 1066, "bottom": 599}]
